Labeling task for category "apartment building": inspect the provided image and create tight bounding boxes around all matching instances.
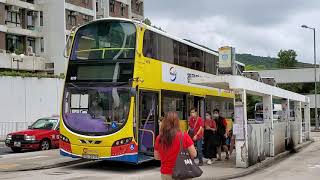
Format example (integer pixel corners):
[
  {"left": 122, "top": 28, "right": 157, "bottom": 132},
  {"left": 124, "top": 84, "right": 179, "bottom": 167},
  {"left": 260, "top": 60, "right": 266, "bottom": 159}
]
[{"left": 0, "top": 0, "right": 144, "bottom": 75}]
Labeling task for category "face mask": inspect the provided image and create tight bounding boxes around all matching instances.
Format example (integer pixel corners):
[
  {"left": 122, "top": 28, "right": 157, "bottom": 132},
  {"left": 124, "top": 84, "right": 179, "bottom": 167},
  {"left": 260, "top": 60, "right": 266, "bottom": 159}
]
[{"left": 213, "top": 114, "right": 219, "bottom": 118}]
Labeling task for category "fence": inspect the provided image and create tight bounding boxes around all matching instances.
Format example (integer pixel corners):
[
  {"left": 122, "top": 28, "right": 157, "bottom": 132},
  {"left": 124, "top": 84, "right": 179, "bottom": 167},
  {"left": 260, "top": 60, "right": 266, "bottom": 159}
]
[{"left": 0, "top": 122, "right": 31, "bottom": 140}]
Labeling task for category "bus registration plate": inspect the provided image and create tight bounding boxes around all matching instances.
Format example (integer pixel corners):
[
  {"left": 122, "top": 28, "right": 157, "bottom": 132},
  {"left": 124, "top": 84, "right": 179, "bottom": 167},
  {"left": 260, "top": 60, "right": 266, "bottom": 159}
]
[{"left": 83, "top": 154, "right": 99, "bottom": 160}]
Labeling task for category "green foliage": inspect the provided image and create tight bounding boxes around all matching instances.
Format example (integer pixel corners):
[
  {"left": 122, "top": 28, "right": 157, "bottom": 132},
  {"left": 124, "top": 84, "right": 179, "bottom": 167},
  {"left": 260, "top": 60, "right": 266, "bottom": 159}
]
[
  {"left": 277, "top": 49, "right": 298, "bottom": 68},
  {"left": 143, "top": 18, "right": 151, "bottom": 26},
  {"left": 0, "top": 71, "right": 65, "bottom": 79},
  {"left": 245, "top": 64, "right": 266, "bottom": 71},
  {"left": 142, "top": 17, "right": 165, "bottom": 32},
  {"left": 237, "top": 53, "right": 313, "bottom": 70}
]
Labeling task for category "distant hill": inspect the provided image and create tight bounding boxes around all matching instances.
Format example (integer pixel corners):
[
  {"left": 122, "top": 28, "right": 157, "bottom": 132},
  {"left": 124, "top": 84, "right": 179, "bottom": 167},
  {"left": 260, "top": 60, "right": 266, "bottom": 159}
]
[{"left": 236, "top": 53, "right": 314, "bottom": 69}]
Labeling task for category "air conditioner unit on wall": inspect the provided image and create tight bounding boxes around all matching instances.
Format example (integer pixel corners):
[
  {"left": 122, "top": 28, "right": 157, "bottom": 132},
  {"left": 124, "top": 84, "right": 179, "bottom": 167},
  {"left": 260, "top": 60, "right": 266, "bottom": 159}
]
[
  {"left": 136, "top": 0, "right": 143, "bottom": 4},
  {"left": 10, "top": 6, "right": 20, "bottom": 12},
  {"left": 120, "top": 3, "right": 126, "bottom": 7}
]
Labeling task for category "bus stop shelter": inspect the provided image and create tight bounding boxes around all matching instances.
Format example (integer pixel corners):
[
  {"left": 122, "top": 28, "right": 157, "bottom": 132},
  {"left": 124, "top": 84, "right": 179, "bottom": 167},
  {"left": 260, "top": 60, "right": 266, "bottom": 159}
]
[{"left": 190, "top": 75, "right": 310, "bottom": 168}]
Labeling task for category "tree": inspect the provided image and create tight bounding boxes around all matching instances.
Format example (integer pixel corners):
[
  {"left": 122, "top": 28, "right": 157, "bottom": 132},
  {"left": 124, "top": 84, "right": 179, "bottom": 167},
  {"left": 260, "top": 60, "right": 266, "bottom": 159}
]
[
  {"left": 143, "top": 18, "right": 151, "bottom": 26},
  {"left": 142, "top": 17, "right": 165, "bottom": 32},
  {"left": 277, "top": 49, "right": 298, "bottom": 68}
]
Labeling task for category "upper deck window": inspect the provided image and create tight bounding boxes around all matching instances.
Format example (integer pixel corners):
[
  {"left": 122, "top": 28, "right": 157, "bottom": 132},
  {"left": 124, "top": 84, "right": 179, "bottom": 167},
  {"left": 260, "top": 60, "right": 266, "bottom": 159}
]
[
  {"left": 143, "top": 29, "right": 217, "bottom": 74},
  {"left": 71, "top": 21, "right": 136, "bottom": 61}
]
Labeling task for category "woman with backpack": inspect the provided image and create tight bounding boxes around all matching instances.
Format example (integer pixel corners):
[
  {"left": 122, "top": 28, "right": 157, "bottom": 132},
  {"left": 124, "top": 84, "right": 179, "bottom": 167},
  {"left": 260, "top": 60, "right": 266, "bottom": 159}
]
[{"left": 154, "top": 112, "right": 197, "bottom": 180}]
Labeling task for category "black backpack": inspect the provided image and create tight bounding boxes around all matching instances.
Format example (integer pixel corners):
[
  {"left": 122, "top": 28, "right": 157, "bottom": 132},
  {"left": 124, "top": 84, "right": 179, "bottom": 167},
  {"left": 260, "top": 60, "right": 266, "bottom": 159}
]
[
  {"left": 172, "top": 133, "right": 203, "bottom": 179},
  {"left": 216, "top": 117, "right": 226, "bottom": 136}
]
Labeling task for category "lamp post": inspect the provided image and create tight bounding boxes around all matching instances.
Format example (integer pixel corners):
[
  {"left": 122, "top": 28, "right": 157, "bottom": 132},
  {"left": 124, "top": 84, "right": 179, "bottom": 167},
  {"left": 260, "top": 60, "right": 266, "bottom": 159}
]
[{"left": 301, "top": 25, "right": 318, "bottom": 130}]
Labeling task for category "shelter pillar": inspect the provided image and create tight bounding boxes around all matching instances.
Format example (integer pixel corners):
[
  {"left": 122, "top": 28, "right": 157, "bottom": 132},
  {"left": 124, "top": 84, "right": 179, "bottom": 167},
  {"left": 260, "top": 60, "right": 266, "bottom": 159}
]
[
  {"left": 263, "top": 95, "right": 274, "bottom": 156},
  {"left": 294, "top": 101, "right": 302, "bottom": 144},
  {"left": 234, "top": 89, "right": 249, "bottom": 168},
  {"left": 303, "top": 102, "right": 311, "bottom": 140}
]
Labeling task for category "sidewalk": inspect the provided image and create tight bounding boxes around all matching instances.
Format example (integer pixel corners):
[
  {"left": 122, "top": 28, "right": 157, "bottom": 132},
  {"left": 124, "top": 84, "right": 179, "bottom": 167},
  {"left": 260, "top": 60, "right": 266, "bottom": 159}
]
[{"left": 0, "top": 149, "right": 86, "bottom": 172}]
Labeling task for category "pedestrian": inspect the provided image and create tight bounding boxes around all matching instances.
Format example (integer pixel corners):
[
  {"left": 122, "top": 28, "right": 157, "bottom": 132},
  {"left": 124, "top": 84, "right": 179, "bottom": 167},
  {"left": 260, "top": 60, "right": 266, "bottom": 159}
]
[
  {"left": 204, "top": 111, "right": 218, "bottom": 165},
  {"left": 213, "top": 109, "right": 229, "bottom": 161},
  {"left": 188, "top": 108, "right": 204, "bottom": 166},
  {"left": 154, "top": 112, "right": 197, "bottom": 180}
]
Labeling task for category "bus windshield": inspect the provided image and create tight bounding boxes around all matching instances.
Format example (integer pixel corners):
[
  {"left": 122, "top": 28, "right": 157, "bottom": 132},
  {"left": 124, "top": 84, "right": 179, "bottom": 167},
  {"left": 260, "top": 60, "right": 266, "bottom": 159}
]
[
  {"left": 70, "top": 20, "right": 136, "bottom": 61},
  {"left": 63, "top": 86, "right": 131, "bottom": 136}
]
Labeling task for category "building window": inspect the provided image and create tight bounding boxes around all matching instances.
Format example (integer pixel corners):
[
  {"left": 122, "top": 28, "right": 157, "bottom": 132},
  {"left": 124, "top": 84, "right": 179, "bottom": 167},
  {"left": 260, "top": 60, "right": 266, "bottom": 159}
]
[
  {"left": 40, "top": 11, "right": 43, "bottom": 26},
  {"left": 110, "top": 0, "right": 115, "bottom": 13},
  {"left": 82, "top": 0, "right": 89, "bottom": 5},
  {"left": 136, "top": 2, "right": 141, "bottom": 12},
  {"left": 82, "top": 15, "right": 91, "bottom": 23},
  {"left": 6, "top": 34, "right": 25, "bottom": 54},
  {"left": 27, "top": 11, "right": 36, "bottom": 30},
  {"left": 26, "top": 37, "right": 35, "bottom": 54},
  {"left": 5, "top": 6, "right": 21, "bottom": 27},
  {"left": 67, "top": 11, "right": 77, "bottom": 26},
  {"left": 121, "top": 3, "right": 126, "bottom": 16},
  {"left": 40, "top": 37, "right": 44, "bottom": 52}
]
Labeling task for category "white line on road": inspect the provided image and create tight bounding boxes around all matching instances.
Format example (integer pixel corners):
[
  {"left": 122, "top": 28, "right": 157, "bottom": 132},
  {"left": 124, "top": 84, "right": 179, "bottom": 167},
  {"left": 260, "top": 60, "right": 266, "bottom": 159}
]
[{"left": 21, "top": 156, "right": 49, "bottom": 160}]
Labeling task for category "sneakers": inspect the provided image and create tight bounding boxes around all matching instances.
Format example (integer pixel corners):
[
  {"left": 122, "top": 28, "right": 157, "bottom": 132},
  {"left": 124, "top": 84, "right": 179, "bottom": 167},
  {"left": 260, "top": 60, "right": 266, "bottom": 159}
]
[{"left": 207, "top": 159, "right": 213, "bottom": 165}]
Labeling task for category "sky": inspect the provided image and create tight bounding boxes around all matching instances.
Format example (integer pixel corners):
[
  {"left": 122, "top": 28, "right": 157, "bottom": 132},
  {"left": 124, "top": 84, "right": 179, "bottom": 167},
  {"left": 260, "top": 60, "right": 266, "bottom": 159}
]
[{"left": 144, "top": 0, "right": 320, "bottom": 64}]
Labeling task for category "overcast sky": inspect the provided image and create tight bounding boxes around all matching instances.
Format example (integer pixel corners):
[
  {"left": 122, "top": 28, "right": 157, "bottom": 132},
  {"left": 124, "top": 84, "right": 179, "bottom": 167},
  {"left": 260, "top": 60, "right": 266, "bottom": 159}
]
[{"left": 145, "top": 0, "right": 320, "bottom": 64}]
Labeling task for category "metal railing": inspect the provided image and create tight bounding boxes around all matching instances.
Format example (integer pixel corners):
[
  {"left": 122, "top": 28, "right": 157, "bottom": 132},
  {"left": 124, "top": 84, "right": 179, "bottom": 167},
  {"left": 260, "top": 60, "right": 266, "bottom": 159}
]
[{"left": 0, "top": 122, "right": 31, "bottom": 140}]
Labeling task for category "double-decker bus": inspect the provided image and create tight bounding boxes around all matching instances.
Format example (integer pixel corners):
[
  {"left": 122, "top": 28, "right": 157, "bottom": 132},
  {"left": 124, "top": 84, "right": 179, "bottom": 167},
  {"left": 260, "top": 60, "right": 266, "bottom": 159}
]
[{"left": 60, "top": 18, "right": 234, "bottom": 163}]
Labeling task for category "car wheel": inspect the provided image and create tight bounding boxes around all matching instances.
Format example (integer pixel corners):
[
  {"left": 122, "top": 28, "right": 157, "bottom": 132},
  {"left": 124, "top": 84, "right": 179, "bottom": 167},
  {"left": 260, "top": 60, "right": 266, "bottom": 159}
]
[
  {"left": 11, "top": 147, "right": 22, "bottom": 153},
  {"left": 40, "top": 139, "right": 51, "bottom": 151}
]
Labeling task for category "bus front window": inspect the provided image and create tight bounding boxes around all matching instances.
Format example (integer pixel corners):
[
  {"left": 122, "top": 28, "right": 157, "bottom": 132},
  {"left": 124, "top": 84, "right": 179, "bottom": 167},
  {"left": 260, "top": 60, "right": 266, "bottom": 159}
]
[
  {"left": 70, "top": 21, "right": 136, "bottom": 61},
  {"left": 63, "top": 86, "right": 131, "bottom": 136}
]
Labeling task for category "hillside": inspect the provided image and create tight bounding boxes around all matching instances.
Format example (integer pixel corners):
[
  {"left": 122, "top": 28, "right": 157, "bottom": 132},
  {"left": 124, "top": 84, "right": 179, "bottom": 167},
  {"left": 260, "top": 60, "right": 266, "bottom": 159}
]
[{"left": 236, "top": 54, "right": 314, "bottom": 69}]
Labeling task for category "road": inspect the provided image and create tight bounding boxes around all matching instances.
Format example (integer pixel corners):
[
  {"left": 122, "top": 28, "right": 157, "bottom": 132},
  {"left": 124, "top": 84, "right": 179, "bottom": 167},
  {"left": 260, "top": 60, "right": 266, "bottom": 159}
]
[{"left": 0, "top": 133, "right": 320, "bottom": 180}]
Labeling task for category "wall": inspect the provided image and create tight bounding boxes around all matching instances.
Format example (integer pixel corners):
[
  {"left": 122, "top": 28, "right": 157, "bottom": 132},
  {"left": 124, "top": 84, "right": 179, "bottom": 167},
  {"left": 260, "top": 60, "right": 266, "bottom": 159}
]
[
  {"left": 0, "top": 76, "right": 64, "bottom": 139},
  {"left": 42, "top": 0, "right": 67, "bottom": 75},
  {"left": 274, "top": 122, "right": 286, "bottom": 155},
  {"left": 248, "top": 124, "right": 267, "bottom": 165}
]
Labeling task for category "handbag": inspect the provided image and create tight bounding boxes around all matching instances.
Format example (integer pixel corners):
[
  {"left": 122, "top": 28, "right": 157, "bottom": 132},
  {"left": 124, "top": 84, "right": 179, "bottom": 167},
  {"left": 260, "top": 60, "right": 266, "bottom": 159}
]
[{"left": 172, "top": 133, "right": 203, "bottom": 179}]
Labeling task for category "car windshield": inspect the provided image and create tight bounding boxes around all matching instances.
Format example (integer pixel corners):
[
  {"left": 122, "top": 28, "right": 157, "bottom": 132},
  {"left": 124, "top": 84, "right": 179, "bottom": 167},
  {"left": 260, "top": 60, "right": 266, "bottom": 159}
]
[
  {"left": 30, "top": 119, "right": 58, "bottom": 130},
  {"left": 70, "top": 20, "right": 136, "bottom": 61},
  {"left": 63, "top": 86, "right": 131, "bottom": 136}
]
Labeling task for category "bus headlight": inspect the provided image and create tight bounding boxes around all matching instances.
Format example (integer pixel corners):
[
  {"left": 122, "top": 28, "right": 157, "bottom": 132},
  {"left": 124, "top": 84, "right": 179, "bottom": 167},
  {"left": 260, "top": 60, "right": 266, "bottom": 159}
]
[
  {"left": 112, "top": 137, "right": 132, "bottom": 147},
  {"left": 60, "top": 134, "right": 70, "bottom": 143}
]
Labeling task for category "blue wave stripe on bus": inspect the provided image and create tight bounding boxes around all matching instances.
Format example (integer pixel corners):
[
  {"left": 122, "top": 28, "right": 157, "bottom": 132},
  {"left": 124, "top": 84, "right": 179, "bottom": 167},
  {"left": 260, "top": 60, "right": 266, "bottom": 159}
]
[{"left": 60, "top": 150, "right": 138, "bottom": 163}]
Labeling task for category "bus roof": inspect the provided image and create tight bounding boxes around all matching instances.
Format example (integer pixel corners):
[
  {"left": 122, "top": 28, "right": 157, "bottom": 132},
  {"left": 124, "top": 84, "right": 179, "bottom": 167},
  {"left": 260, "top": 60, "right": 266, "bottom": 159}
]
[{"left": 77, "top": 17, "right": 219, "bottom": 57}]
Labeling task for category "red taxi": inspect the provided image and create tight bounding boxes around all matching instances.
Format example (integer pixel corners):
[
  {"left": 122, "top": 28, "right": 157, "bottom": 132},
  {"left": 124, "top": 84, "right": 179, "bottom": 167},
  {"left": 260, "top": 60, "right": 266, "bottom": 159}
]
[{"left": 5, "top": 116, "right": 60, "bottom": 152}]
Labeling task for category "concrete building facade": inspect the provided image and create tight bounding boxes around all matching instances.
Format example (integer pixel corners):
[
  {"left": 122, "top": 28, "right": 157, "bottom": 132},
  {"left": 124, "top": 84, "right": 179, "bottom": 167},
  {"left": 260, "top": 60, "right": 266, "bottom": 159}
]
[{"left": 0, "top": 0, "right": 144, "bottom": 74}]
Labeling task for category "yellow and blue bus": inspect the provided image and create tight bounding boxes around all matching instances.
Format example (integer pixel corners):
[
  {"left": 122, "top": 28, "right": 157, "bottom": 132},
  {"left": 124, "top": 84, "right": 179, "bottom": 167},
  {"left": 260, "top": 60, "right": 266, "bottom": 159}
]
[{"left": 60, "top": 18, "right": 234, "bottom": 163}]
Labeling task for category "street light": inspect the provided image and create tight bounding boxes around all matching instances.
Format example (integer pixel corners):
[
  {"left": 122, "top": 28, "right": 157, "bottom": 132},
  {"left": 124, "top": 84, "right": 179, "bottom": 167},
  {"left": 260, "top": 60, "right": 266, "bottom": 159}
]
[{"left": 301, "top": 24, "right": 318, "bottom": 130}]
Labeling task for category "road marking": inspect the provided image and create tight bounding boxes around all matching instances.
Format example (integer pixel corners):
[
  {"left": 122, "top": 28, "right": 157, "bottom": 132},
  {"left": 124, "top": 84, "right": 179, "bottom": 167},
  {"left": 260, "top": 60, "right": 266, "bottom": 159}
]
[
  {"left": 21, "top": 155, "right": 49, "bottom": 160},
  {"left": 309, "top": 164, "right": 320, "bottom": 169}
]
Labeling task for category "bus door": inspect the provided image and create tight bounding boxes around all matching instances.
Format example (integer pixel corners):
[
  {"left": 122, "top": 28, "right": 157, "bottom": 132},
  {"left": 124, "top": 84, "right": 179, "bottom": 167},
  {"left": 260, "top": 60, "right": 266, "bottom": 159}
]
[
  {"left": 189, "top": 95, "right": 205, "bottom": 118},
  {"left": 138, "top": 91, "right": 159, "bottom": 156}
]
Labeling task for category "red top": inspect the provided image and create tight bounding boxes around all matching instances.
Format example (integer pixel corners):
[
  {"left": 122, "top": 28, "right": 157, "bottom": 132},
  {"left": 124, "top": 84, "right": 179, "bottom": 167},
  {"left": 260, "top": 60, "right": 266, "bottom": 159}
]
[
  {"left": 188, "top": 116, "right": 204, "bottom": 140},
  {"left": 155, "top": 132, "right": 194, "bottom": 175},
  {"left": 205, "top": 119, "right": 216, "bottom": 129}
]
